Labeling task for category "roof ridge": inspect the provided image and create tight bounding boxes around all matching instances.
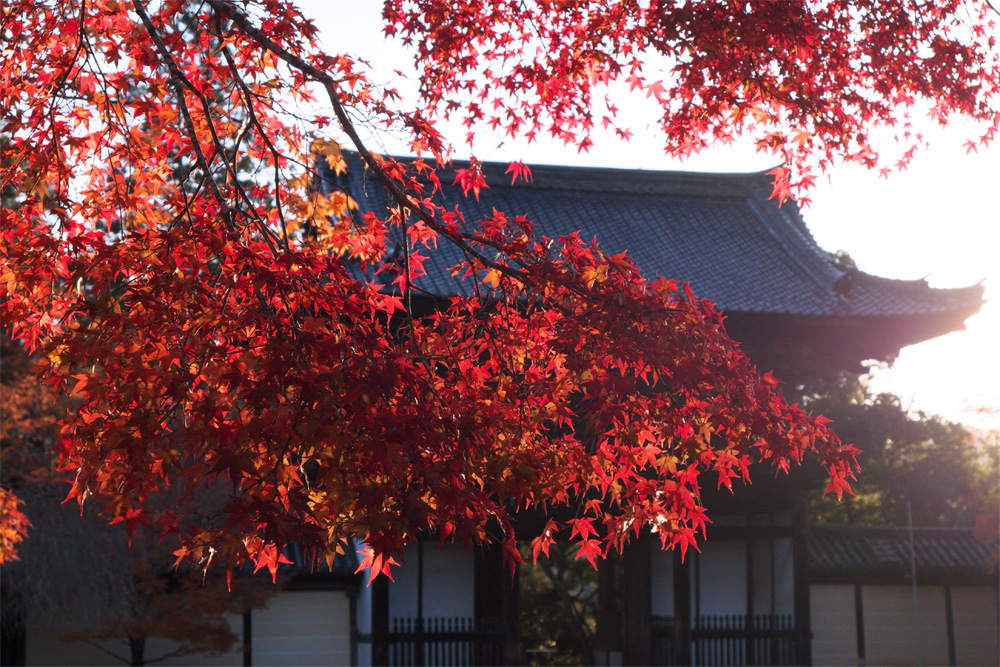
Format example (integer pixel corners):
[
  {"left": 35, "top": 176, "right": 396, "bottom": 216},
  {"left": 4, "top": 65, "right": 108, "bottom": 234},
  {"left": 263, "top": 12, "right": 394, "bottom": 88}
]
[
  {"left": 345, "top": 150, "right": 775, "bottom": 198},
  {"left": 812, "top": 524, "right": 977, "bottom": 534},
  {"left": 744, "top": 184, "right": 844, "bottom": 303}
]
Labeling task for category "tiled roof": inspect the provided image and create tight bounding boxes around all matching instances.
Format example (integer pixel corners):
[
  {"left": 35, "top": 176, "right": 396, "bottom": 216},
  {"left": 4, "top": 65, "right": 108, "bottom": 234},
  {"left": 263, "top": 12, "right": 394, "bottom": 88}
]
[
  {"left": 323, "top": 154, "right": 983, "bottom": 320},
  {"left": 809, "top": 525, "right": 996, "bottom": 583}
]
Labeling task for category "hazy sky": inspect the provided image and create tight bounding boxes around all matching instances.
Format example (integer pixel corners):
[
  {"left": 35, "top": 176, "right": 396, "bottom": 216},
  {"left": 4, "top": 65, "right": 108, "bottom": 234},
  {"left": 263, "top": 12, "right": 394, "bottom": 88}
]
[{"left": 299, "top": 1, "right": 1000, "bottom": 429}]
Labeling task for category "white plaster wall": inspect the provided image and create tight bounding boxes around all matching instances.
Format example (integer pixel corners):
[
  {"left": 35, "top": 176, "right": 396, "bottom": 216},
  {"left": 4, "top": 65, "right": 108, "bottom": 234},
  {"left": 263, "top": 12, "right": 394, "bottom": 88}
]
[
  {"left": 771, "top": 537, "right": 794, "bottom": 615},
  {"left": 862, "top": 584, "right": 949, "bottom": 666},
  {"left": 387, "top": 542, "right": 474, "bottom": 621},
  {"left": 749, "top": 538, "right": 795, "bottom": 616},
  {"left": 809, "top": 584, "right": 858, "bottom": 667},
  {"left": 952, "top": 585, "right": 1000, "bottom": 666},
  {"left": 750, "top": 539, "right": 772, "bottom": 615},
  {"left": 650, "top": 544, "right": 675, "bottom": 617},
  {"left": 388, "top": 543, "right": 420, "bottom": 619},
  {"left": 695, "top": 541, "right": 746, "bottom": 617},
  {"left": 251, "top": 589, "right": 352, "bottom": 666},
  {"left": 748, "top": 513, "right": 794, "bottom": 617}
]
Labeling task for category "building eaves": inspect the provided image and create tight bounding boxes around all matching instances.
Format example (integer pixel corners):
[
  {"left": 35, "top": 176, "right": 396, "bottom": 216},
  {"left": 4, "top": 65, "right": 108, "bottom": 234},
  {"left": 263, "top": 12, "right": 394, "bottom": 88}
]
[{"left": 809, "top": 525, "right": 996, "bottom": 584}]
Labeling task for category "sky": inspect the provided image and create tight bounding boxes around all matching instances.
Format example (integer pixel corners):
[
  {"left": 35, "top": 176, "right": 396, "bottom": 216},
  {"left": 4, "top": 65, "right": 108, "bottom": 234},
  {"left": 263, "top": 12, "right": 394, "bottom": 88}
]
[{"left": 298, "top": 1, "right": 1000, "bottom": 430}]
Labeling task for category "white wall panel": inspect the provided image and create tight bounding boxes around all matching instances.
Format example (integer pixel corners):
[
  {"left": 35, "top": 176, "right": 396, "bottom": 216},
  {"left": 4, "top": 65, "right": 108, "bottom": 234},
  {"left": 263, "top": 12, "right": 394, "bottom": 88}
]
[
  {"left": 952, "top": 585, "right": 999, "bottom": 667},
  {"left": 650, "top": 544, "right": 675, "bottom": 617},
  {"left": 252, "top": 590, "right": 351, "bottom": 666},
  {"left": 387, "top": 542, "right": 474, "bottom": 620},
  {"left": 809, "top": 584, "right": 857, "bottom": 667},
  {"left": 862, "top": 585, "right": 948, "bottom": 666},
  {"left": 696, "top": 541, "right": 746, "bottom": 617}
]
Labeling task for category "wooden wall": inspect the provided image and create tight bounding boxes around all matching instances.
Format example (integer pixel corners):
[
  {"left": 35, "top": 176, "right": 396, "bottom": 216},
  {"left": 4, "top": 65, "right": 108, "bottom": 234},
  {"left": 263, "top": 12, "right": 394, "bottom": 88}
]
[
  {"left": 250, "top": 590, "right": 352, "bottom": 666},
  {"left": 952, "top": 586, "right": 1000, "bottom": 666},
  {"left": 810, "top": 584, "right": 857, "bottom": 667},
  {"left": 862, "top": 585, "right": 949, "bottom": 666},
  {"left": 810, "top": 583, "right": 999, "bottom": 667}
]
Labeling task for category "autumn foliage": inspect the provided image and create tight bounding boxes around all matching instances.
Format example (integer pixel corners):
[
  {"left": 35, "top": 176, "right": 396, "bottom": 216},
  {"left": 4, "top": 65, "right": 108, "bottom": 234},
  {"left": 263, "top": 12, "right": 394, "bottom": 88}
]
[
  {"left": 0, "top": 335, "right": 71, "bottom": 564},
  {"left": 1, "top": 0, "right": 997, "bottom": 579},
  {"left": 0, "top": 488, "right": 29, "bottom": 565}
]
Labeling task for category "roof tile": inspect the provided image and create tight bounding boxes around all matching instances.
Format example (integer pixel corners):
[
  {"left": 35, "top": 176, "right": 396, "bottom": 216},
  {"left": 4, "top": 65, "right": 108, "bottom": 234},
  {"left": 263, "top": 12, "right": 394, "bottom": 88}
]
[
  {"left": 809, "top": 525, "right": 995, "bottom": 582},
  {"left": 324, "top": 154, "right": 984, "bottom": 320}
]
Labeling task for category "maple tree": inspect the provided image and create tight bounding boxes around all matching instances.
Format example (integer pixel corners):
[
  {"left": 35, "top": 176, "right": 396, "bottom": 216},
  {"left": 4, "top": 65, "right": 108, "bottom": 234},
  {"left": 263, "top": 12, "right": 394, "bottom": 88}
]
[
  {"left": 1, "top": 0, "right": 997, "bottom": 581},
  {"left": 0, "top": 489, "right": 29, "bottom": 566}
]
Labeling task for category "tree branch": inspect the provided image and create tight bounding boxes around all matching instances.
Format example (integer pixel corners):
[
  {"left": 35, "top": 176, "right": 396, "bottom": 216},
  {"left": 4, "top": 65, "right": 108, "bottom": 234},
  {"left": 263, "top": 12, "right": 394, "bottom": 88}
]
[
  {"left": 205, "top": 0, "right": 535, "bottom": 288},
  {"left": 133, "top": 0, "right": 235, "bottom": 234}
]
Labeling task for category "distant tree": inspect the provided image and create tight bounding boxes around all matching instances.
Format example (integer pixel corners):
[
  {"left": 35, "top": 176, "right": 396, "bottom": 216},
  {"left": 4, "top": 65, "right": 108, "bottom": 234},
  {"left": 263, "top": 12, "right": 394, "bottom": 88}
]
[
  {"left": 5, "top": 489, "right": 277, "bottom": 667},
  {"left": 801, "top": 375, "right": 999, "bottom": 528},
  {"left": 0, "top": 336, "right": 275, "bottom": 666},
  {"left": 0, "top": 334, "right": 70, "bottom": 566},
  {"left": 519, "top": 543, "right": 599, "bottom": 666}
]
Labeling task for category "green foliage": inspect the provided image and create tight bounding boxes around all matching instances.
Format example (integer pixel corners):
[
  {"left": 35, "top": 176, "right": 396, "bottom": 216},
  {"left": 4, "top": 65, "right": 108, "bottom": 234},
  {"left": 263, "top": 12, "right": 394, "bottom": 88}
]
[
  {"left": 801, "top": 375, "right": 999, "bottom": 528},
  {"left": 519, "top": 542, "right": 598, "bottom": 666}
]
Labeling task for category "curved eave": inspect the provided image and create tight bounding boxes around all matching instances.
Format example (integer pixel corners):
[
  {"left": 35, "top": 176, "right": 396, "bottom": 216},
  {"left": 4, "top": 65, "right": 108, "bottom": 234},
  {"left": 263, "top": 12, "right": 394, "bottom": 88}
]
[{"left": 724, "top": 295, "right": 985, "bottom": 382}]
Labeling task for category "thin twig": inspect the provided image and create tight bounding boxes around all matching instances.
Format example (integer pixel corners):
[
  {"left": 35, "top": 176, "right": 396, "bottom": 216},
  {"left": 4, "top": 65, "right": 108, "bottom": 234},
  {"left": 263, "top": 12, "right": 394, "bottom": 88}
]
[
  {"left": 205, "top": 0, "right": 535, "bottom": 288},
  {"left": 133, "top": 0, "right": 235, "bottom": 233}
]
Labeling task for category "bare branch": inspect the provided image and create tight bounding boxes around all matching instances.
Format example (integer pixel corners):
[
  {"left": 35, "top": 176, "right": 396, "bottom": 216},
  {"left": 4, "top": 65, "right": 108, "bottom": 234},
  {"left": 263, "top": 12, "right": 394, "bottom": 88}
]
[
  {"left": 133, "top": 0, "right": 235, "bottom": 234},
  {"left": 205, "top": 0, "right": 535, "bottom": 288}
]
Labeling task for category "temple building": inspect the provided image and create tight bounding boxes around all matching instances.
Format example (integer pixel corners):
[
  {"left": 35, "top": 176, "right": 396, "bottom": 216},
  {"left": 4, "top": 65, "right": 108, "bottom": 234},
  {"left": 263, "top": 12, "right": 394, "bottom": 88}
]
[{"left": 323, "top": 154, "right": 989, "bottom": 667}]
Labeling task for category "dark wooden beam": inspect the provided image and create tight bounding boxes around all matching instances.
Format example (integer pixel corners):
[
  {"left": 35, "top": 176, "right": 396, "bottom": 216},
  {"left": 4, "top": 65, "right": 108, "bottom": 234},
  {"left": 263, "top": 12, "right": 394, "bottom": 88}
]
[
  {"left": 854, "top": 584, "right": 866, "bottom": 667},
  {"left": 623, "top": 534, "right": 653, "bottom": 665},
  {"left": 594, "top": 551, "right": 623, "bottom": 665},
  {"left": 673, "top": 548, "right": 692, "bottom": 666},
  {"left": 792, "top": 499, "right": 812, "bottom": 666},
  {"left": 474, "top": 542, "right": 521, "bottom": 666},
  {"left": 371, "top": 576, "right": 389, "bottom": 666}
]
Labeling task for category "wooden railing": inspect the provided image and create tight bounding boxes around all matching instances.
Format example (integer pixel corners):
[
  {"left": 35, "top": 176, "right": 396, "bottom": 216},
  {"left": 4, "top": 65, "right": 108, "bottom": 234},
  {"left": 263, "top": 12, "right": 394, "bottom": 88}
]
[
  {"left": 386, "top": 617, "right": 505, "bottom": 666},
  {"left": 651, "top": 614, "right": 796, "bottom": 666}
]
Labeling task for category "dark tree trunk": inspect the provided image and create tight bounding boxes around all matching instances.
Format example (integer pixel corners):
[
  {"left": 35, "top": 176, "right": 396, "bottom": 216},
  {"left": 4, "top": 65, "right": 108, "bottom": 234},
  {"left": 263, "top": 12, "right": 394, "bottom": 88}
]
[
  {"left": 0, "top": 584, "right": 26, "bottom": 667},
  {"left": 129, "top": 636, "right": 145, "bottom": 666}
]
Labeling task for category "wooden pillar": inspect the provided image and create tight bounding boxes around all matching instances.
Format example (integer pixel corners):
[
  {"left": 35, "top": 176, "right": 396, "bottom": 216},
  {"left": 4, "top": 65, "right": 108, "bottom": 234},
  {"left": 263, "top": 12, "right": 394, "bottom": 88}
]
[
  {"left": 672, "top": 548, "right": 692, "bottom": 666},
  {"left": 792, "top": 498, "right": 812, "bottom": 666},
  {"left": 371, "top": 575, "right": 390, "bottom": 666},
  {"left": 945, "top": 585, "right": 957, "bottom": 667},
  {"left": 474, "top": 542, "right": 521, "bottom": 666},
  {"left": 854, "top": 584, "right": 866, "bottom": 667},
  {"left": 594, "top": 551, "right": 623, "bottom": 665},
  {"left": 0, "top": 585, "right": 26, "bottom": 667},
  {"left": 242, "top": 610, "right": 252, "bottom": 667},
  {"left": 623, "top": 534, "right": 652, "bottom": 665},
  {"left": 746, "top": 522, "right": 756, "bottom": 666}
]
